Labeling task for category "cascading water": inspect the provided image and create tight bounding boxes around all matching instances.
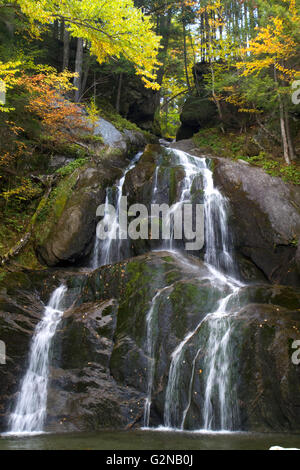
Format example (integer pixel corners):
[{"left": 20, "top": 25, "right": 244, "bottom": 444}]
[
  {"left": 143, "top": 147, "right": 245, "bottom": 431},
  {"left": 203, "top": 167, "right": 236, "bottom": 275},
  {"left": 152, "top": 166, "right": 159, "bottom": 203},
  {"left": 144, "top": 285, "right": 174, "bottom": 428},
  {"left": 164, "top": 149, "right": 207, "bottom": 251},
  {"left": 10, "top": 144, "right": 245, "bottom": 435},
  {"left": 92, "top": 152, "right": 143, "bottom": 269},
  {"left": 8, "top": 151, "right": 143, "bottom": 435},
  {"left": 202, "top": 286, "right": 241, "bottom": 430},
  {"left": 8, "top": 285, "right": 67, "bottom": 434}
]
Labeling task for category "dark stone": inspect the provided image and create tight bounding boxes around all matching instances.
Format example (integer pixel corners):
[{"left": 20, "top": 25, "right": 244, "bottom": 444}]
[
  {"left": 36, "top": 165, "right": 123, "bottom": 267},
  {"left": 212, "top": 157, "right": 300, "bottom": 287},
  {"left": 176, "top": 62, "right": 254, "bottom": 140},
  {"left": 176, "top": 95, "right": 218, "bottom": 141},
  {"left": 1, "top": 253, "right": 300, "bottom": 433},
  {"left": 0, "top": 268, "right": 86, "bottom": 430}
]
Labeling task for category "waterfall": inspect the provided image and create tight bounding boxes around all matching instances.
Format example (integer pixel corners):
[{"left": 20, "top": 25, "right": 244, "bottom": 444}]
[
  {"left": 144, "top": 285, "right": 174, "bottom": 428},
  {"left": 203, "top": 167, "right": 236, "bottom": 275},
  {"left": 143, "top": 147, "right": 244, "bottom": 431},
  {"left": 92, "top": 152, "right": 143, "bottom": 269},
  {"left": 202, "top": 288, "right": 241, "bottom": 430},
  {"left": 164, "top": 149, "right": 206, "bottom": 251},
  {"left": 8, "top": 285, "right": 67, "bottom": 434},
  {"left": 152, "top": 166, "right": 159, "bottom": 203}
]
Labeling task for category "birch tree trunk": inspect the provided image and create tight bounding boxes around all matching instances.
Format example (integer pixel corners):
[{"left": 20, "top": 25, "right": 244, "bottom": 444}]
[
  {"left": 274, "top": 65, "right": 291, "bottom": 165},
  {"left": 74, "top": 38, "right": 84, "bottom": 102}
]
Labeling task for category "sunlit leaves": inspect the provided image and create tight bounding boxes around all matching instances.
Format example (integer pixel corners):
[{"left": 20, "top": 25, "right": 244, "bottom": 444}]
[{"left": 12, "top": 0, "right": 162, "bottom": 89}]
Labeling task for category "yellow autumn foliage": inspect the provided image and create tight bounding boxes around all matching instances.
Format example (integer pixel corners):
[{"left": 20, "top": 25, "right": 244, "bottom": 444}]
[{"left": 2, "top": 0, "right": 162, "bottom": 90}]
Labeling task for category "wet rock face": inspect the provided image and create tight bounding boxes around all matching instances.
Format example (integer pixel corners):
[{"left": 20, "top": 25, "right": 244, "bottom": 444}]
[
  {"left": 124, "top": 145, "right": 186, "bottom": 207},
  {"left": 212, "top": 157, "right": 300, "bottom": 287},
  {"left": 47, "top": 299, "right": 145, "bottom": 432},
  {"left": 1, "top": 253, "right": 300, "bottom": 433},
  {"left": 235, "top": 304, "right": 300, "bottom": 431},
  {"left": 36, "top": 166, "right": 123, "bottom": 267},
  {"left": 0, "top": 269, "right": 81, "bottom": 430}
]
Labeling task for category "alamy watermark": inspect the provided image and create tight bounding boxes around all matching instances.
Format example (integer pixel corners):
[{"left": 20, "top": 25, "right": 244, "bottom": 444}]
[
  {"left": 0, "top": 80, "right": 6, "bottom": 106},
  {"left": 291, "top": 340, "right": 300, "bottom": 365},
  {"left": 0, "top": 340, "right": 6, "bottom": 365},
  {"left": 96, "top": 197, "right": 205, "bottom": 251},
  {"left": 292, "top": 81, "right": 300, "bottom": 105}
]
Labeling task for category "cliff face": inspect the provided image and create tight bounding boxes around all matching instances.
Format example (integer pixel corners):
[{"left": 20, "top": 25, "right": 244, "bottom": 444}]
[
  {"left": 1, "top": 252, "right": 300, "bottom": 433},
  {"left": 170, "top": 139, "right": 300, "bottom": 287},
  {"left": 1, "top": 138, "right": 300, "bottom": 435},
  {"left": 34, "top": 141, "right": 300, "bottom": 287}
]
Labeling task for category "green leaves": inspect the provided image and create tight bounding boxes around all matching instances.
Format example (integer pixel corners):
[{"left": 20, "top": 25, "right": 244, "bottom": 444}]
[{"left": 13, "top": 0, "right": 162, "bottom": 89}]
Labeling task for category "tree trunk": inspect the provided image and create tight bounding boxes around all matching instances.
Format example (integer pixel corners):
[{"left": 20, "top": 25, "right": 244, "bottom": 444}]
[
  {"left": 274, "top": 66, "right": 291, "bottom": 165},
  {"left": 153, "top": 10, "right": 172, "bottom": 110},
  {"left": 211, "top": 64, "right": 224, "bottom": 133},
  {"left": 62, "top": 23, "right": 70, "bottom": 71},
  {"left": 81, "top": 52, "right": 91, "bottom": 100},
  {"left": 183, "top": 21, "right": 192, "bottom": 93},
  {"left": 53, "top": 19, "right": 59, "bottom": 39},
  {"left": 74, "top": 38, "right": 84, "bottom": 102},
  {"left": 116, "top": 72, "right": 123, "bottom": 114},
  {"left": 279, "top": 100, "right": 290, "bottom": 165},
  {"left": 284, "top": 107, "right": 296, "bottom": 161}
]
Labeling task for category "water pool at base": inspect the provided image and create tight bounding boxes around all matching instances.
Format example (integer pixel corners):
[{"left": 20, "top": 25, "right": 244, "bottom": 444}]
[{"left": 0, "top": 430, "right": 299, "bottom": 450}]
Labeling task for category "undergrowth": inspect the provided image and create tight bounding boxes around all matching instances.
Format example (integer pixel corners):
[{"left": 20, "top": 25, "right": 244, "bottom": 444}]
[{"left": 193, "top": 128, "right": 300, "bottom": 185}]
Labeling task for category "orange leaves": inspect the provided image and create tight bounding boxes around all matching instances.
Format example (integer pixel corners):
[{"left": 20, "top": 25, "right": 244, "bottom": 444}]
[{"left": 17, "top": 71, "right": 90, "bottom": 144}]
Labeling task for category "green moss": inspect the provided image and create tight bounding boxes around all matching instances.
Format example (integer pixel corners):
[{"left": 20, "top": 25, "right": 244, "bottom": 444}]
[
  {"left": 79, "top": 134, "right": 104, "bottom": 145},
  {"left": 34, "top": 168, "right": 81, "bottom": 244},
  {"left": 237, "top": 153, "right": 300, "bottom": 185},
  {"left": 193, "top": 128, "right": 300, "bottom": 185},
  {"left": 15, "top": 242, "right": 42, "bottom": 269},
  {"left": 162, "top": 256, "right": 175, "bottom": 263},
  {"left": 40, "top": 136, "right": 90, "bottom": 159},
  {"left": 55, "top": 158, "right": 87, "bottom": 177}
]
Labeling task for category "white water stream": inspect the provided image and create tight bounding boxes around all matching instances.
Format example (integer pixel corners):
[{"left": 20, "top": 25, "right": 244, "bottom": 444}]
[
  {"left": 8, "top": 285, "right": 67, "bottom": 434},
  {"left": 144, "top": 147, "right": 244, "bottom": 431},
  {"left": 92, "top": 152, "right": 143, "bottom": 269}
]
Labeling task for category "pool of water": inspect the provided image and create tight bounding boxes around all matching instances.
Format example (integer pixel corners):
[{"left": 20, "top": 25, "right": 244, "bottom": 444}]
[{"left": 1, "top": 429, "right": 300, "bottom": 450}]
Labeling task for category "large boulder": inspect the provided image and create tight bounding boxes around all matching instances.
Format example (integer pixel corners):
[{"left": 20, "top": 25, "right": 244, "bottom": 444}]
[
  {"left": 176, "top": 62, "right": 253, "bottom": 140},
  {"left": 169, "top": 140, "right": 300, "bottom": 287},
  {"left": 213, "top": 157, "right": 300, "bottom": 286},
  {"left": 34, "top": 116, "right": 149, "bottom": 267},
  {"left": 94, "top": 118, "right": 147, "bottom": 156},
  {"left": 35, "top": 164, "right": 123, "bottom": 267},
  {"left": 176, "top": 95, "right": 218, "bottom": 141}
]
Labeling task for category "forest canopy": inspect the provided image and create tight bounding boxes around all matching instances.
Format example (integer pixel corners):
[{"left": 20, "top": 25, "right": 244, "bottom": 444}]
[
  {"left": 0, "top": 0, "right": 299, "bottom": 269},
  {"left": 0, "top": 0, "right": 162, "bottom": 89}
]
